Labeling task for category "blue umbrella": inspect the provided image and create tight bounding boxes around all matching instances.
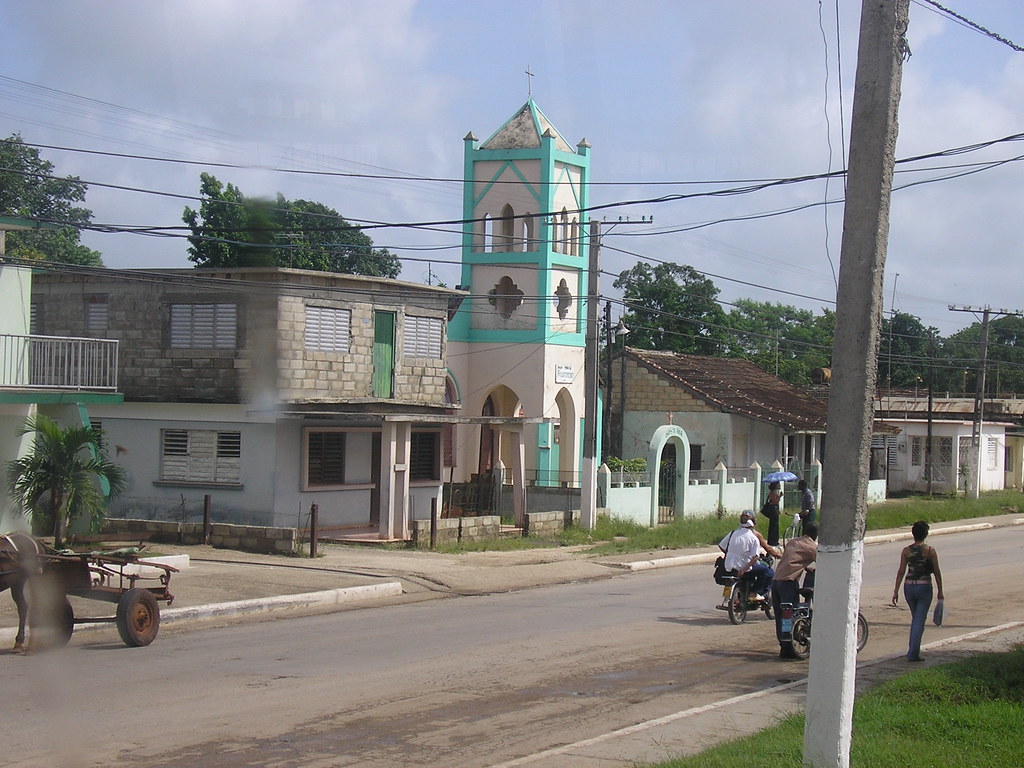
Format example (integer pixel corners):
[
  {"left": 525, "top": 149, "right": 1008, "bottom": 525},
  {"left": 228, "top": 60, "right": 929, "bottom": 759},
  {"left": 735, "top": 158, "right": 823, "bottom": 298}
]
[{"left": 763, "top": 470, "right": 798, "bottom": 483}]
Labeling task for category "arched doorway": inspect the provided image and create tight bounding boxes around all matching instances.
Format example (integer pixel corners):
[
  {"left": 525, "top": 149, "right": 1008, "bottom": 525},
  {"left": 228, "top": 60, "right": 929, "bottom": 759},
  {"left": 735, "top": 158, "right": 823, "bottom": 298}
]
[
  {"left": 478, "top": 384, "right": 522, "bottom": 478},
  {"left": 554, "top": 387, "right": 577, "bottom": 486},
  {"left": 647, "top": 425, "right": 691, "bottom": 527}
]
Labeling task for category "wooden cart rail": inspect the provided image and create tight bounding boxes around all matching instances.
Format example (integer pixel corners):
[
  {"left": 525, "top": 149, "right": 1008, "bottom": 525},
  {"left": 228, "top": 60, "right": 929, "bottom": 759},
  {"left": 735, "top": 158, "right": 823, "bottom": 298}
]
[{"left": 33, "top": 549, "right": 178, "bottom": 647}]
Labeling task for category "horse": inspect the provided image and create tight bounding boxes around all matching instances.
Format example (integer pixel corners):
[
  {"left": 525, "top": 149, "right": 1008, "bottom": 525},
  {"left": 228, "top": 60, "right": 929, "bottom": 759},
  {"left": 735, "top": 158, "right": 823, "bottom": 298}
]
[{"left": 0, "top": 532, "right": 45, "bottom": 654}]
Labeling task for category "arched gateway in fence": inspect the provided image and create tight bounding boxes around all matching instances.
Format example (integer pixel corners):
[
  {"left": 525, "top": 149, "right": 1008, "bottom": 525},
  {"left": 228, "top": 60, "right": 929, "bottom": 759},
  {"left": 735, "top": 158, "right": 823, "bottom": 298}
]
[{"left": 647, "top": 424, "right": 690, "bottom": 527}]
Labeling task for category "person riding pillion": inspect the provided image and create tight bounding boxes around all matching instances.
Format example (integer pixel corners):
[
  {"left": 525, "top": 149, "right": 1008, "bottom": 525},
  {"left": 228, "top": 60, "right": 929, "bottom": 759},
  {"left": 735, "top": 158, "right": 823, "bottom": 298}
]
[{"left": 718, "top": 511, "right": 774, "bottom": 598}]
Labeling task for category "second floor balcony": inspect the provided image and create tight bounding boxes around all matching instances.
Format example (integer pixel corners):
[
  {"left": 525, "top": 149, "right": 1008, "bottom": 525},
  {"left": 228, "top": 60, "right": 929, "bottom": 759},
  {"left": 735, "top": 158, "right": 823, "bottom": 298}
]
[{"left": 0, "top": 333, "right": 119, "bottom": 392}]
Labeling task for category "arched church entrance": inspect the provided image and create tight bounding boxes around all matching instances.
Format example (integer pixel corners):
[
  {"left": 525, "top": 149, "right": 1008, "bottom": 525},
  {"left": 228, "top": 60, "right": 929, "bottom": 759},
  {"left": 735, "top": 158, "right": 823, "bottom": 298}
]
[
  {"left": 554, "top": 387, "right": 577, "bottom": 486},
  {"left": 478, "top": 384, "right": 522, "bottom": 478}
]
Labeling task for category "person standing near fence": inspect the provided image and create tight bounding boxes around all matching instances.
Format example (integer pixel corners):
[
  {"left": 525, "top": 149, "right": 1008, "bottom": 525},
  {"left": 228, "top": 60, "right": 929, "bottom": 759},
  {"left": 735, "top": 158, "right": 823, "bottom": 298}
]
[
  {"left": 797, "top": 479, "right": 816, "bottom": 531},
  {"left": 762, "top": 481, "right": 782, "bottom": 545},
  {"left": 892, "top": 520, "right": 944, "bottom": 662}
]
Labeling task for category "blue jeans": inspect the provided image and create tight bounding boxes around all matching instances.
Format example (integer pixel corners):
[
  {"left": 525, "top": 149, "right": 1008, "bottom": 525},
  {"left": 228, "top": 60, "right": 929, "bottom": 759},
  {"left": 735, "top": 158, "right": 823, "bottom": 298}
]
[
  {"left": 748, "top": 562, "right": 774, "bottom": 595},
  {"left": 904, "top": 581, "right": 933, "bottom": 659}
]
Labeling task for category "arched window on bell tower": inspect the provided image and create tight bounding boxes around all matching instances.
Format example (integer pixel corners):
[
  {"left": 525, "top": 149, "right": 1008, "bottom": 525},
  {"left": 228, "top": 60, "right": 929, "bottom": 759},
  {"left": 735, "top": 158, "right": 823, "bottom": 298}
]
[
  {"left": 476, "top": 213, "right": 494, "bottom": 252},
  {"left": 499, "top": 203, "right": 515, "bottom": 251},
  {"left": 522, "top": 212, "right": 535, "bottom": 253}
]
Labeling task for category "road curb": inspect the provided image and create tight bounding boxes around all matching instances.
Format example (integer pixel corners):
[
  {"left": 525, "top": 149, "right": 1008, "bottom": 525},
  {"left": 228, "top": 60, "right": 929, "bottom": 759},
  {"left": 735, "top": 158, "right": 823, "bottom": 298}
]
[
  {"left": 161, "top": 581, "right": 404, "bottom": 624},
  {"left": 0, "top": 581, "right": 404, "bottom": 646},
  {"left": 615, "top": 519, "right": 1022, "bottom": 572}
]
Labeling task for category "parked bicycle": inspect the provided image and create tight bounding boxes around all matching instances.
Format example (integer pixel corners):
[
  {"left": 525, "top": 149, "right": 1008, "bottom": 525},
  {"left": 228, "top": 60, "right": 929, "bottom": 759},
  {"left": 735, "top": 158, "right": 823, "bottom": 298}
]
[{"left": 779, "top": 586, "right": 869, "bottom": 659}]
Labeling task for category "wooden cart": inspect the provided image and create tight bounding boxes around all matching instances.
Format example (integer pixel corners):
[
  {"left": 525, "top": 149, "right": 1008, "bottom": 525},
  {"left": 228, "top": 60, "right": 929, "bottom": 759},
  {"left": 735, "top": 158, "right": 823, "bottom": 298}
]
[{"left": 34, "top": 549, "right": 177, "bottom": 647}]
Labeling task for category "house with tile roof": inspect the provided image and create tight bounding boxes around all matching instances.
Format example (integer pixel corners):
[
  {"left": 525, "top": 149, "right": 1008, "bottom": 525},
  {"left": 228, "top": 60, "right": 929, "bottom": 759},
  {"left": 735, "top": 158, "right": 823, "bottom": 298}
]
[{"left": 610, "top": 348, "right": 829, "bottom": 478}]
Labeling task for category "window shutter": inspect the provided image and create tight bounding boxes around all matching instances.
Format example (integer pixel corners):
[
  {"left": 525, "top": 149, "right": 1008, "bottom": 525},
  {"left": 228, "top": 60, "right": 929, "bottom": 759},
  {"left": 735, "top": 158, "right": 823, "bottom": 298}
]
[
  {"left": 405, "top": 316, "right": 442, "bottom": 358},
  {"left": 307, "top": 431, "right": 346, "bottom": 484},
  {"left": 304, "top": 306, "right": 351, "bottom": 352},
  {"left": 85, "top": 296, "right": 109, "bottom": 331},
  {"left": 170, "top": 303, "right": 237, "bottom": 348}
]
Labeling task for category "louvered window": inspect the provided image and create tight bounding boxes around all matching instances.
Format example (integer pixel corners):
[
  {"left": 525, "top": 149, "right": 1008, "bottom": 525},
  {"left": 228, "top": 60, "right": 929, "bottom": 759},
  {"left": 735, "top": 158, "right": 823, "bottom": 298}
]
[
  {"left": 304, "top": 305, "right": 351, "bottom": 352},
  {"left": 404, "top": 315, "right": 442, "bottom": 358},
  {"left": 160, "top": 429, "right": 241, "bottom": 484},
  {"left": 409, "top": 431, "right": 440, "bottom": 481},
  {"left": 85, "top": 295, "right": 109, "bottom": 331},
  {"left": 169, "top": 303, "right": 237, "bottom": 349},
  {"left": 307, "top": 430, "right": 346, "bottom": 485}
]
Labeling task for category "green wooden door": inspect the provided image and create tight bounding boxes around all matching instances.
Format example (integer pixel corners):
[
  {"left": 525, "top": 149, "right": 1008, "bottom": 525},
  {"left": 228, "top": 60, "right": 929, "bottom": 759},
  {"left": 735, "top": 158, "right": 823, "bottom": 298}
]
[{"left": 372, "top": 311, "right": 395, "bottom": 398}]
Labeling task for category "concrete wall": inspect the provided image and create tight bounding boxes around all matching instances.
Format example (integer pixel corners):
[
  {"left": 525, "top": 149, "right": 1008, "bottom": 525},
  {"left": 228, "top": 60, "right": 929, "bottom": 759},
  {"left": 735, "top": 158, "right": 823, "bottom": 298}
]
[
  {"left": 31, "top": 268, "right": 454, "bottom": 408},
  {"left": 90, "top": 403, "right": 442, "bottom": 531},
  {"left": 102, "top": 517, "right": 297, "bottom": 554},
  {"left": 524, "top": 509, "right": 580, "bottom": 537},
  {"left": 411, "top": 515, "right": 502, "bottom": 547}
]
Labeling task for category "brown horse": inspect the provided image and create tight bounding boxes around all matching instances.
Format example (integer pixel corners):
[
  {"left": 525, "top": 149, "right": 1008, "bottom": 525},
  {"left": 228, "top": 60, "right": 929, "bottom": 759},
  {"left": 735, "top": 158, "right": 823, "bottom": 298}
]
[{"left": 0, "top": 532, "right": 44, "bottom": 654}]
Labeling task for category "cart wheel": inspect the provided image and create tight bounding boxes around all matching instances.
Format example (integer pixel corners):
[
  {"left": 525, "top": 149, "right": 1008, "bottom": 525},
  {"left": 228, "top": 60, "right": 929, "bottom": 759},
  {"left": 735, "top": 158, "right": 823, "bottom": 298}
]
[
  {"left": 116, "top": 589, "right": 160, "bottom": 647},
  {"left": 30, "top": 595, "right": 75, "bottom": 649}
]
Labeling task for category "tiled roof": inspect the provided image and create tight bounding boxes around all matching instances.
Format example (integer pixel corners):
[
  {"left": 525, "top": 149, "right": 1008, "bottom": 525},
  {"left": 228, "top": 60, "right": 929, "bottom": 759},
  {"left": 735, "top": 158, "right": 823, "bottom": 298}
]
[{"left": 627, "top": 349, "right": 828, "bottom": 431}]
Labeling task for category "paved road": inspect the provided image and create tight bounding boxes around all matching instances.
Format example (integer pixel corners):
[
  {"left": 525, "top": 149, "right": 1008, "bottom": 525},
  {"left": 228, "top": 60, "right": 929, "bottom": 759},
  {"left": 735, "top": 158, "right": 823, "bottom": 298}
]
[{"left": 2, "top": 524, "right": 1021, "bottom": 768}]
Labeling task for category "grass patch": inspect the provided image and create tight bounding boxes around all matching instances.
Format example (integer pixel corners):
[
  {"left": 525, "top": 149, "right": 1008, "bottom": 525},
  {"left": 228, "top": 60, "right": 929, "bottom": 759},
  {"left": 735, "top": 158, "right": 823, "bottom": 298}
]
[
  {"left": 423, "top": 490, "right": 1022, "bottom": 555},
  {"left": 647, "top": 645, "right": 1024, "bottom": 768}
]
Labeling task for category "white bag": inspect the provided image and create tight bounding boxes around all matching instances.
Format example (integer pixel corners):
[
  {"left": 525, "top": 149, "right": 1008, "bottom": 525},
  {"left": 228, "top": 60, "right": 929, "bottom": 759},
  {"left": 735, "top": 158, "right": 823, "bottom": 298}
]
[{"left": 932, "top": 598, "right": 944, "bottom": 626}]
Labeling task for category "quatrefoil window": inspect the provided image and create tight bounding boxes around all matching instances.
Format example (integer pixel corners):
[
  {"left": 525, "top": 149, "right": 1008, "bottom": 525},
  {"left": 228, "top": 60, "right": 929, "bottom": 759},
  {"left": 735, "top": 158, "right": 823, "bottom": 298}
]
[
  {"left": 488, "top": 275, "right": 524, "bottom": 319},
  {"left": 553, "top": 279, "right": 573, "bottom": 320}
]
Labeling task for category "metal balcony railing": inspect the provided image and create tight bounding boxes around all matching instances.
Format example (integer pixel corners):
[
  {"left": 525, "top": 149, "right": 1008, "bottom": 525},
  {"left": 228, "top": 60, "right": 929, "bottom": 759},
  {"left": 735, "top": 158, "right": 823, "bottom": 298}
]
[{"left": 0, "top": 333, "right": 119, "bottom": 391}]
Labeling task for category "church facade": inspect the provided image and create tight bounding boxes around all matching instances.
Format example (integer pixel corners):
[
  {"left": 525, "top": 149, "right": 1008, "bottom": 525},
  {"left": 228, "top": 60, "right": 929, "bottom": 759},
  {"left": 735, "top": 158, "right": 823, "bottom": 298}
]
[{"left": 446, "top": 100, "right": 592, "bottom": 499}]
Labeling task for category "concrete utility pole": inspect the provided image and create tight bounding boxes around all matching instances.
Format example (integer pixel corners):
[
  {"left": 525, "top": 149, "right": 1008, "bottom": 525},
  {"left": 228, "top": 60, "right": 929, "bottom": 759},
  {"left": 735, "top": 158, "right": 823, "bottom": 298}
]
[
  {"left": 580, "top": 220, "right": 601, "bottom": 529},
  {"left": 805, "top": 2, "right": 909, "bottom": 767}
]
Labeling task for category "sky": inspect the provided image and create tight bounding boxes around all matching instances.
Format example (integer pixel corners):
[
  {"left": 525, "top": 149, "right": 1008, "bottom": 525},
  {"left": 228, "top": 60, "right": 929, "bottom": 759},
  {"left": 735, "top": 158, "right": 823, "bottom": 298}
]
[{"left": 1, "top": 0, "right": 1021, "bottom": 338}]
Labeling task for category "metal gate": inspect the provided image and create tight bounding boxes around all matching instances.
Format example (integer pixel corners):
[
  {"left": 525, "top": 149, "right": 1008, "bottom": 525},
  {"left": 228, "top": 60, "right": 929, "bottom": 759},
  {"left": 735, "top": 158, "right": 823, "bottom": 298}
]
[
  {"left": 442, "top": 473, "right": 496, "bottom": 517},
  {"left": 657, "top": 445, "right": 677, "bottom": 524}
]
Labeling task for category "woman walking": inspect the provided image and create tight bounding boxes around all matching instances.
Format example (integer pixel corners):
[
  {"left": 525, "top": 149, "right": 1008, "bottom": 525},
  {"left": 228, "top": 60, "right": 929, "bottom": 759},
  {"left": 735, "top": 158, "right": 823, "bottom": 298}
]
[{"left": 892, "top": 520, "right": 944, "bottom": 661}]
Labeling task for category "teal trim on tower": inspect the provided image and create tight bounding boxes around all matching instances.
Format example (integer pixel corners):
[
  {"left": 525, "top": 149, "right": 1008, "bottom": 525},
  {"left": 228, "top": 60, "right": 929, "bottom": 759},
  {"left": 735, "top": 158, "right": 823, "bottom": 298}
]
[{"left": 449, "top": 100, "right": 590, "bottom": 346}]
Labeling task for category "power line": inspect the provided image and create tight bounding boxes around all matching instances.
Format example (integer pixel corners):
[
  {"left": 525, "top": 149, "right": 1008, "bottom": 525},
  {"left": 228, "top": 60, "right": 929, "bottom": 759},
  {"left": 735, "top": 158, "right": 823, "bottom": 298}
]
[{"left": 915, "top": 0, "right": 1024, "bottom": 52}]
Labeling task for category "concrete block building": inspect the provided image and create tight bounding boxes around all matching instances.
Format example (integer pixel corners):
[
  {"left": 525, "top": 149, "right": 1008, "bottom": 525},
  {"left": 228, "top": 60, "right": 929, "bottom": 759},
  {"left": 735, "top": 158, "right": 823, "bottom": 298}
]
[{"left": 31, "top": 266, "right": 463, "bottom": 538}]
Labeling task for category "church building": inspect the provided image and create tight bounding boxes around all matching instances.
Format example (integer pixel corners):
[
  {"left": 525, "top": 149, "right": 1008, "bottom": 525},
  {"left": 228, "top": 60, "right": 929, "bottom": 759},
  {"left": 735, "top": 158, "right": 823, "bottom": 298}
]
[{"left": 447, "top": 100, "right": 593, "bottom": 504}]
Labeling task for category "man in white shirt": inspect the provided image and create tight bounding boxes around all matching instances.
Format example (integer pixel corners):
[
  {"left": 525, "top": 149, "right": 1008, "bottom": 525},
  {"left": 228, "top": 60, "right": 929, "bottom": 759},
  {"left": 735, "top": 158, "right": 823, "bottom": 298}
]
[{"left": 718, "top": 511, "right": 774, "bottom": 597}]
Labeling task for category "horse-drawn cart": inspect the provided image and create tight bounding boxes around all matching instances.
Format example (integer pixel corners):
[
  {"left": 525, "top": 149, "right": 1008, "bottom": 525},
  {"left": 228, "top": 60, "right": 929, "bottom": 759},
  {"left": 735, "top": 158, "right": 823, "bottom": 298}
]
[{"left": 34, "top": 548, "right": 178, "bottom": 648}]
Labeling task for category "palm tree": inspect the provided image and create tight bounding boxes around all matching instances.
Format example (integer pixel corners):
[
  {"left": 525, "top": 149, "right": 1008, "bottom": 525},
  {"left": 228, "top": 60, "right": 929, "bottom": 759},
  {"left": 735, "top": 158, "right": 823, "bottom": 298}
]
[{"left": 6, "top": 414, "right": 127, "bottom": 548}]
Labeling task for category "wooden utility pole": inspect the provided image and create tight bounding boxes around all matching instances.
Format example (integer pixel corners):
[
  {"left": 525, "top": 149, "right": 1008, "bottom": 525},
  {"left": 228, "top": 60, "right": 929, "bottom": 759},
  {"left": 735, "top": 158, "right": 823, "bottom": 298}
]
[{"left": 805, "top": 2, "right": 909, "bottom": 766}]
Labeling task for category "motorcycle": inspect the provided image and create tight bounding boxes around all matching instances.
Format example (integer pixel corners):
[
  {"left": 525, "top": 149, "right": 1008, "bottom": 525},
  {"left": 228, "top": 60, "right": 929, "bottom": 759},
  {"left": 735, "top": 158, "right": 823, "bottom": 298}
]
[
  {"left": 779, "top": 585, "right": 869, "bottom": 659},
  {"left": 716, "top": 565, "right": 775, "bottom": 625}
]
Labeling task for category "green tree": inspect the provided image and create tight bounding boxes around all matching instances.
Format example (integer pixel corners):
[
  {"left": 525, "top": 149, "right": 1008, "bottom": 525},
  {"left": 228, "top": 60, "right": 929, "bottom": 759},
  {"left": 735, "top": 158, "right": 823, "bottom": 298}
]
[
  {"left": 183, "top": 173, "right": 401, "bottom": 278},
  {"left": 877, "top": 311, "right": 939, "bottom": 390},
  {"left": 723, "top": 299, "right": 834, "bottom": 386},
  {"left": 613, "top": 262, "right": 727, "bottom": 355},
  {"left": 0, "top": 134, "right": 103, "bottom": 265},
  {"left": 6, "top": 415, "right": 126, "bottom": 548},
  {"left": 941, "top": 315, "right": 1024, "bottom": 397}
]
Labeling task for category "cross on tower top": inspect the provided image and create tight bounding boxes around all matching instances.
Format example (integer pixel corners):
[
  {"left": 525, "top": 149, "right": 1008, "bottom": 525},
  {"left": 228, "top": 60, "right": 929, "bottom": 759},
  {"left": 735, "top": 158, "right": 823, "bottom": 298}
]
[{"left": 525, "top": 66, "right": 534, "bottom": 99}]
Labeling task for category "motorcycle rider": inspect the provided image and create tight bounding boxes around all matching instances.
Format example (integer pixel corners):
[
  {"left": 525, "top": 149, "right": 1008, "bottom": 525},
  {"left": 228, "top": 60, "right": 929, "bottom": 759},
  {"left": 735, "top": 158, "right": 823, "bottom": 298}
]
[
  {"left": 771, "top": 522, "right": 818, "bottom": 658},
  {"left": 717, "top": 511, "right": 774, "bottom": 600}
]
